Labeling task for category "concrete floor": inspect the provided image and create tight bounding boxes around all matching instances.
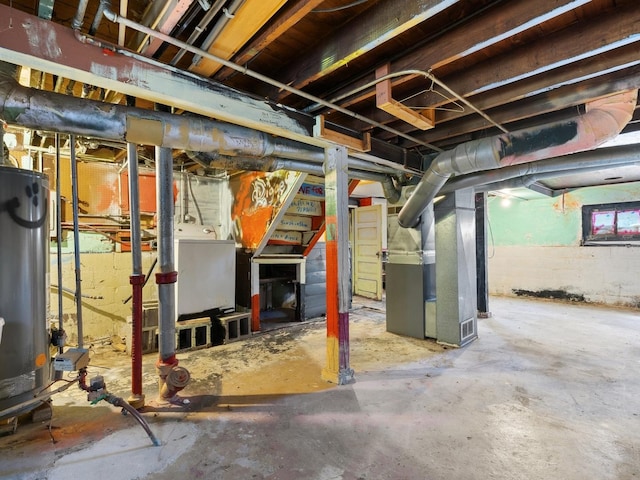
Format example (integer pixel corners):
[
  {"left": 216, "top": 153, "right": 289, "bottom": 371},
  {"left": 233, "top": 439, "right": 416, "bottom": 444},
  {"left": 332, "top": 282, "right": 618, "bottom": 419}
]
[{"left": 1, "top": 296, "right": 639, "bottom": 480}]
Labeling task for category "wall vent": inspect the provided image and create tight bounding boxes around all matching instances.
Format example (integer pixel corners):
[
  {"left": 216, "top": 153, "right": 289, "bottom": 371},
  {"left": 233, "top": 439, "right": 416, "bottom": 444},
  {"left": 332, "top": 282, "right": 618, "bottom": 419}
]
[{"left": 460, "top": 317, "right": 476, "bottom": 343}]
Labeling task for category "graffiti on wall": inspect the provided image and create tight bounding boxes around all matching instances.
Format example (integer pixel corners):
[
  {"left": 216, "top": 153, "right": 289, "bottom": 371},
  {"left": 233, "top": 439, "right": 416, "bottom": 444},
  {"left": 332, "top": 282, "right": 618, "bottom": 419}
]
[{"left": 230, "top": 170, "right": 302, "bottom": 250}]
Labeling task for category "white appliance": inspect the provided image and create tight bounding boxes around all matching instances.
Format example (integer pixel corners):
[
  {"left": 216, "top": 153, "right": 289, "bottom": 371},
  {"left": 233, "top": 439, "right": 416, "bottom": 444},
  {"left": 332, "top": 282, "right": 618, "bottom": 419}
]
[{"left": 174, "top": 239, "right": 236, "bottom": 317}]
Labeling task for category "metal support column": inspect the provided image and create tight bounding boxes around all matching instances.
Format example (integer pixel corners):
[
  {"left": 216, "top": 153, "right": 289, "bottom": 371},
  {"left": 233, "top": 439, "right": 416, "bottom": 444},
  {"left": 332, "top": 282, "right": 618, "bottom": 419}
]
[
  {"left": 475, "top": 192, "right": 491, "bottom": 318},
  {"left": 321, "top": 146, "right": 354, "bottom": 385},
  {"left": 55, "top": 134, "right": 64, "bottom": 355},
  {"left": 154, "top": 146, "right": 190, "bottom": 401},
  {"left": 434, "top": 188, "right": 478, "bottom": 347}
]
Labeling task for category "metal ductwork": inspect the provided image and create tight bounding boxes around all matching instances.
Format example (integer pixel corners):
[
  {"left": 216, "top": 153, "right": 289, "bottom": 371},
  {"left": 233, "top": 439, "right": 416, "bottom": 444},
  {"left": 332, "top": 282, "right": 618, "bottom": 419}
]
[
  {"left": 472, "top": 165, "right": 612, "bottom": 193},
  {"left": 187, "top": 151, "right": 402, "bottom": 203},
  {"left": 187, "top": 151, "right": 324, "bottom": 175},
  {"left": 0, "top": 73, "right": 298, "bottom": 154},
  {"left": 441, "top": 145, "right": 640, "bottom": 194},
  {"left": 0, "top": 62, "right": 403, "bottom": 201},
  {"left": 398, "top": 90, "right": 638, "bottom": 228}
]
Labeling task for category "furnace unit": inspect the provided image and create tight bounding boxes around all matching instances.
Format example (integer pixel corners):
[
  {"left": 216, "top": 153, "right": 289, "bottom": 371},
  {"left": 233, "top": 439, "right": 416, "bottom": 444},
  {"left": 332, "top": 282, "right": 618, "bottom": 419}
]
[{"left": 385, "top": 195, "right": 436, "bottom": 339}]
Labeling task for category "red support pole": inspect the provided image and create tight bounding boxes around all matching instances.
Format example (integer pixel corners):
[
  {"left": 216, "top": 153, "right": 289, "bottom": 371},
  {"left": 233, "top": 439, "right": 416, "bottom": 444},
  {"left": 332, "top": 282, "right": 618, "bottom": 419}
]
[{"left": 130, "top": 274, "right": 145, "bottom": 402}]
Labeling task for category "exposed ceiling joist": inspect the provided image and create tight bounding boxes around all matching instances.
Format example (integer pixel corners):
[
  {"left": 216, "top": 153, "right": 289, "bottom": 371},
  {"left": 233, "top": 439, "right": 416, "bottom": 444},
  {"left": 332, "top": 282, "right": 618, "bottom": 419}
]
[
  {"left": 417, "top": 2, "right": 640, "bottom": 107},
  {"left": 1, "top": 0, "right": 640, "bottom": 191},
  {"left": 272, "top": 0, "right": 459, "bottom": 101},
  {"left": 316, "top": 0, "right": 591, "bottom": 113},
  {"left": 379, "top": 66, "right": 640, "bottom": 146},
  {"left": 189, "top": 0, "right": 288, "bottom": 77},
  {"left": 214, "top": 0, "right": 327, "bottom": 83}
]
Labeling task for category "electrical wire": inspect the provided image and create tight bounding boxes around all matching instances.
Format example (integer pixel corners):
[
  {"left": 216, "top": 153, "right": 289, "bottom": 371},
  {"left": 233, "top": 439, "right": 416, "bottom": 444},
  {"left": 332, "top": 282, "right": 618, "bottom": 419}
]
[
  {"left": 187, "top": 173, "right": 204, "bottom": 224},
  {"left": 122, "top": 257, "right": 158, "bottom": 304},
  {"left": 100, "top": 8, "right": 442, "bottom": 153},
  {"left": 312, "top": 0, "right": 371, "bottom": 13},
  {"left": 306, "top": 69, "right": 508, "bottom": 134}
]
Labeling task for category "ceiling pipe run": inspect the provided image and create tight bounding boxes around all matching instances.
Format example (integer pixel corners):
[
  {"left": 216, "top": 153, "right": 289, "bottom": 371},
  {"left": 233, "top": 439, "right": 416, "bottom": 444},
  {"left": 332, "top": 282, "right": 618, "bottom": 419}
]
[
  {"left": 474, "top": 163, "right": 634, "bottom": 193},
  {"left": 170, "top": 0, "right": 229, "bottom": 66},
  {"left": 187, "top": 151, "right": 402, "bottom": 203},
  {"left": 397, "top": 89, "right": 638, "bottom": 228},
  {"left": 69, "top": 135, "right": 84, "bottom": 349},
  {"left": 126, "top": 142, "right": 145, "bottom": 409},
  {"left": 187, "top": 151, "right": 325, "bottom": 175},
  {"left": 186, "top": 150, "right": 401, "bottom": 179},
  {"left": 0, "top": 63, "right": 403, "bottom": 201},
  {"left": 98, "top": 4, "right": 441, "bottom": 152},
  {"left": 440, "top": 145, "right": 640, "bottom": 194}
]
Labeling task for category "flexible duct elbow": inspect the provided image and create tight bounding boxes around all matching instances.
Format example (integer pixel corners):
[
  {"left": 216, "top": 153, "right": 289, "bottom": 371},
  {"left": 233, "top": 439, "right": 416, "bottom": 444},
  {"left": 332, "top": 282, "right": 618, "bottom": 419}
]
[
  {"left": 381, "top": 175, "right": 402, "bottom": 204},
  {"left": 398, "top": 138, "right": 499, "bottom": 227},
  {"left": 497, "top": 90, "right": 637, "bottom": 166}
]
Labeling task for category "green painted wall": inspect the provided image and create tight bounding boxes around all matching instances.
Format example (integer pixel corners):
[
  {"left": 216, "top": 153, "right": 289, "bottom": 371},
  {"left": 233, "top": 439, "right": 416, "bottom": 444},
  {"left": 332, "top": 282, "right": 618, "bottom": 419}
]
[
  {"left": 487, "top": 182, "right": 640, "bottom": 246},
  {"left": 53, "top": 231, "right": 114, "bottom": 253}
]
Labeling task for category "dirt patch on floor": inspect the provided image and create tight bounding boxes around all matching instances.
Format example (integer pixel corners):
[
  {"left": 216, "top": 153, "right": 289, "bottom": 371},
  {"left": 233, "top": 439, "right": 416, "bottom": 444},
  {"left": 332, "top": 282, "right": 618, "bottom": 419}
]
[
  {"left": 87, "top": 303, "right": 446, "bottom": 399},
  {"left": 1, "top": 301, "right": 446, "bottom": 456}
]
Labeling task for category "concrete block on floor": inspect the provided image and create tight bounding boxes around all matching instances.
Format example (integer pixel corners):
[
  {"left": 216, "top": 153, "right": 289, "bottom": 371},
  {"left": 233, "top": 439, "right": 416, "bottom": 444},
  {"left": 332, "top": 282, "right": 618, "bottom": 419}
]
[
  {"left": 218, "top": 312, "right": 251, "bottom": 343},
  {"left": 175, "top": 317, "right": 211, "bottom": 351}
]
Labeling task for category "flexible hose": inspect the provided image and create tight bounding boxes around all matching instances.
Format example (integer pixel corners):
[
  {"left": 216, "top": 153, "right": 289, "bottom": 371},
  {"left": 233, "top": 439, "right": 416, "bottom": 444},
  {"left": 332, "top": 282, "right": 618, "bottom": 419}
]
[{"left": 106, "top": 394, "right": 161, "bottom": 447}]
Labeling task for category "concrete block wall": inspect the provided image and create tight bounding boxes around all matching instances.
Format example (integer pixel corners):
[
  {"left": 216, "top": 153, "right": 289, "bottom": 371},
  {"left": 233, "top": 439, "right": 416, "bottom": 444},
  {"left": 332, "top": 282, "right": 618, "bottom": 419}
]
[
  {"left": 50, "top": 251, "right": 158, "bottom": 345},
  {"left": 488, "top": 245, "right": 640, "bottom": 308}
]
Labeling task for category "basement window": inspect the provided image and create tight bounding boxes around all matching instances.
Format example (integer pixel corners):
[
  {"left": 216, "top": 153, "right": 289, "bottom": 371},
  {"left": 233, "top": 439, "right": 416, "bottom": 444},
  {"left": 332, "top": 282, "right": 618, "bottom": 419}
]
[{"left": 582, "top": 201, "right": 640, "bottom": 246}]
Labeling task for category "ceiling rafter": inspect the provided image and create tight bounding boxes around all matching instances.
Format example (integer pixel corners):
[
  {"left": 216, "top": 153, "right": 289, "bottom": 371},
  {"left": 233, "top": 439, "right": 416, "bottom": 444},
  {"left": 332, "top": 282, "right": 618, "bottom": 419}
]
[
  {"left": 214, "top": 0, "right": 327, "bottom": 83},
  {"left": 401, "top": 68, "right": 640, "bottom": 147},
  {"left": 271, "top": 0, "right": 461, "bottom": 102},
  {"left": 305, "top": 0, "right": 592, "bottom": 114},
  {"left": 323, "top": 1, "right": 640, "bottom": 145},
  {"left": 1, "top": 0, "right": 640, "bottom": 190},
  {"left": 333, "top": 42, "right": 640, "bottom": 138},
  {"left": 189, "top": 0, "right": 288, "bottom": 78},
  {"left": 411, "top": 1, "right": 640, "bottom": 108}
]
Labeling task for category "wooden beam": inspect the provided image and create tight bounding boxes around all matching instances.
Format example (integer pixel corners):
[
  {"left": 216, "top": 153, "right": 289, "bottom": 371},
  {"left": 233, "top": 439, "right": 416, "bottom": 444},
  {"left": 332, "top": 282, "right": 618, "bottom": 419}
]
[
  {"left": 414, "top": 2, "right": 640, "bottom": 107},
  {"left": 215, "top": 0, "right": 326, "bottom": 82},
  {"left": 0, "top": 5, "right": 318, "bottom": 145},
  {"left": 273, "top": 0, "right": 459, "bottom": 101},
  {"left": 334, "top": 41, "right": 640, "bottom": 138},
  {"left": 406, "top": 66, "right": 640, "bottom": 147},
  {"left": 190, "top": 0, "right": 288, "bottom": 78},
  {"left": 427, "top": 44, "right": 640, "bottom": 124},
  {"left": 308, "top": 0, "right": 601, "bottom": 113},
  {"left": 313, "top": 116, "right": 371, "bottom": 152},
  {"left": 325, "top": 4, "right": 640, "bottom": 143},
  {"left": 375, "top": 63, "right": 435, "bottom": 130}
]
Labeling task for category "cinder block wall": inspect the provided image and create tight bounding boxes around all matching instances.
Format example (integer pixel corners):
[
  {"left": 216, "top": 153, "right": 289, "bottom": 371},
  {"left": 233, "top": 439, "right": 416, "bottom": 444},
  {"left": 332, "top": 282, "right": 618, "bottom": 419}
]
[
  {"left": 489, "top": 245, "right": 640, "bottom": 307},
  {"left": 47, "top": 166, "right": 233, "bottom": 345},
  {"left": 50, "top": 252, "right": 158, "bottom": 345}
]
